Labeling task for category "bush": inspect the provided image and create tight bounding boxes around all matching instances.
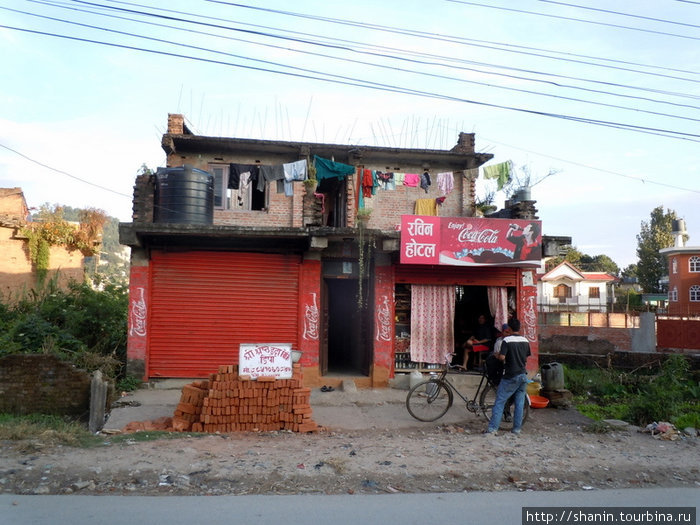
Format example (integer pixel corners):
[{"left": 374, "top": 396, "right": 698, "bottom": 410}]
[
  {"left": 569, "top": 355, "right": 698, "bottom": 428},
  {"left": 0, "top": 282, "right": 128, "bottom": 381}
]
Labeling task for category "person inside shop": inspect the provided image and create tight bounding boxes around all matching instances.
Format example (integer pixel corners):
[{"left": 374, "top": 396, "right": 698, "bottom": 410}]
[
  {"left": 461, "top": 314, "right": 492, "bottom": 370},
  {"left": 484, "top": 318, "right": 531, "bottom": 435}
]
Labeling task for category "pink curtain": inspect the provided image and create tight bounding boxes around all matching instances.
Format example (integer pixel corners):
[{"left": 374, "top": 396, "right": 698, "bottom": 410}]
[
  {"left": 487, "top": 287, "right": 508, "bottom": 330},
  {"left": 410, "top": 285, "right": 455, "bottom": 364}
]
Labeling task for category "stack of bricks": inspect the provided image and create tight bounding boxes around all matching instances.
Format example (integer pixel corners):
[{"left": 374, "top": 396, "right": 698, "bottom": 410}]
[{"left": 171, "top": 363, "right": 318, "bottom": 433}]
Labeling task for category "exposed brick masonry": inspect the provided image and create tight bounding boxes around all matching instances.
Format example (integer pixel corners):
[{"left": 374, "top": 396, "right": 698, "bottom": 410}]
[{"left": 0, "top": 355, "right": 92, "bottom": 416}]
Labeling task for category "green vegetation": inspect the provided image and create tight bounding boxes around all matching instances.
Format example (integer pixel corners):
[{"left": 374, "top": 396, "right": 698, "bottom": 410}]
[
  {"left": 0, "top": 280, "right": 128, "bottom": 381},
  {"left": 636, "top": 206, "right": 683, "bottom": 293},
  {"left": 567, "top": 355, "right": 700, "bottom": 428},
  {"left": 0, "top": 414, "right": 198, "bottom": 448},
  {"left": 0, "top": 414, "right": 98, "bottom": 449}
]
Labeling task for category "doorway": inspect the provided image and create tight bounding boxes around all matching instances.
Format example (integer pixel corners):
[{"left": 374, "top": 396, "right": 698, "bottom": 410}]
[{"left": 323, "top": 277, "right": 372, "bottom": 376}]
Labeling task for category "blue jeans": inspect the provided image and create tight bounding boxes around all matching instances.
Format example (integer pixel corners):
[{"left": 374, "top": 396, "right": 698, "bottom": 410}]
[{"left": 487, "top": 373, "right": 528, "bottom": 433}]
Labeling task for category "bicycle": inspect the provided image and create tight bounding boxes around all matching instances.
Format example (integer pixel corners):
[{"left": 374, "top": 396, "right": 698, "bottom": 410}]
[{"left": 405, "top": 352, "right": 530, "bottom": 431}]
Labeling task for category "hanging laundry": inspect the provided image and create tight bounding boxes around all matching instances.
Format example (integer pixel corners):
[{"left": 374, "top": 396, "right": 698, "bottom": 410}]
[
  {"left": 282, "top": 159, "right": 307, "bottom": 197},
  {"left": 283, "top": 159, "right": 307, "bottom": 182},
  {"left": 228, "top": 163, "right": 258, "bottom": 190},
  {"left": 420, "top": 172, "right": 431, "bottom": 193},
  {"left": 436, "top": 196, "right": 446, "bottom": 206},
  {"left": 414, "top": 198, "right": 438, "bottom": 216},
  {"left": 259, "top": 164, "right": 285, "bottom": 192},
  {"left": 483, "top": 161, "right": 513, "bottom": 190},
  {"left": 362, "top": 169, "right": 374, "bottom": 198},
  {"left": 393, "top": 173, "right": 406, "bottom": 185},
  {"left": 403, "top": 173, "right": 420, "bottom": 187},
  {"left": 314, "top": 155, "right": 355, "bottom": 180},
  {"left": 437, "top": 172, "right": 454, "bottom": 195},
  {"left": 377, "top": 171, "right": 395, "bottom": 190}
]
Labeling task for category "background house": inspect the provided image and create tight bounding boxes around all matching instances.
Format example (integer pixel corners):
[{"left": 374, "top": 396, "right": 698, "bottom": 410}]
[
  {"left": 0, "top": 188, "right": 87, "bottom": 300},
  {"left": 538, "top": 261, "right": 618, "bottom": 313}
]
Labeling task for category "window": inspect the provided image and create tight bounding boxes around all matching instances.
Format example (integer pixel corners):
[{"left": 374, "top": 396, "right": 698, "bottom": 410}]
[
  {"left": 690, "top": 256, "right": 700, "bottom": 273},
  {"left": 690, "top": 285, "right": 700, "bottom": 302},
  {"left": 589, "top": 287, "right": 600, "bottom": 298},
  {"left": 210, "top": 164, "right": 266, "bottom": 211},
  {"left": 554, "top": 283, "right": 571, "bottom": 303},
  {"left": 669, "top": 287, "right": 678, "bottom": 302},
  {"left": 672, "top": 258, "right": 678, "bottom": 274}
]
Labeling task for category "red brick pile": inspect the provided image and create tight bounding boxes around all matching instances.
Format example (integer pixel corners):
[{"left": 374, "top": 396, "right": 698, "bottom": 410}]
[{"left": 171, "top": 363, "right": 319, "bottom": 433}]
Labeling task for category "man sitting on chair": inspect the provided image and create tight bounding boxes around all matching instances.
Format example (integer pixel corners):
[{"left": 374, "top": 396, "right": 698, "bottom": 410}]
[{"left": 461, "top": 314, "right": 492, "bottom": 369}]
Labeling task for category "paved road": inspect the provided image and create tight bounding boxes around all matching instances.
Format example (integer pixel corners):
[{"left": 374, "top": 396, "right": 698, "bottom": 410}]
[{"left": 2, "top": 488, "right": 697, "bottom": 525}]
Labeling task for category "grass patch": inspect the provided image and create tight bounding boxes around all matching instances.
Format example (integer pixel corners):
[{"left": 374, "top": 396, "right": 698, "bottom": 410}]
[
  {"left": 0, "top": 414, "right": 204, "bottom": 449},
  {"left": 0, "top": 413, "right": 99, "bottom": 449},
  {"left": 568, "top": 355, "right": 700, "bottom": 427}
]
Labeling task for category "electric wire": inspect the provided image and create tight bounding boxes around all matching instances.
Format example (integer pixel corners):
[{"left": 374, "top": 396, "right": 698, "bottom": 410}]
[
  {"left": 535, "top": 0, "right": 700, "bottom": 29},
  {"left": 446, "top": 0, "right": 700, "bottom": 41},
  {"left": 10, "top": 6, "right": 700, "bottom": 124},
  {"left": 3, "top": 23, "right": 698, "bottom": 144},
  {"left": 21, "top": 0, "right": 700, "bottom": 112},
  {"left": 63, "top": 0, "right": 700, "bottom": 86},
  {"left": 0, "top": 142, "right": 132, "bottom": 198}
]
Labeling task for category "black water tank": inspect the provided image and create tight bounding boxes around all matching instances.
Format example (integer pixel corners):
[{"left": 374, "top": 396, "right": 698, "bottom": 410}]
[{"left": 154, "top": 165, "right": 214, "bottom": 224}]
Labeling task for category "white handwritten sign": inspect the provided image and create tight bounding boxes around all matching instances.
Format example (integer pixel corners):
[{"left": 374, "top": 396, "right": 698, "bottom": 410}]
[{"left": 239, "top": 343, "right": 293, "bottom": 379}]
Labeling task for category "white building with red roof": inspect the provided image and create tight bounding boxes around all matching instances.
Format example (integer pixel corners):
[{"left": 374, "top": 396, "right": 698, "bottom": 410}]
[{"left": 538, "top": 261, "right": 619, "bottom": 313}]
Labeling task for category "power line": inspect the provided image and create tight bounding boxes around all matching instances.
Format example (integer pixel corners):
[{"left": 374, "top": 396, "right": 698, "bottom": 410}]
[
  {"left": 0, "top": 142, "right": 133, "bottom": 198},
  {"left": 478, "top": 135, "right": 700, "bottom": 194},
  {"left": 535, "top": 0, "right": 700, "bottom": 29},
  {"left": 199, "top": 0, "right": 699, "bottom": 81},
  {"left": 447, "top": 0, "right": 700, "bottom": 41},
  {"left": 3, "top": 23, "right": 699, "bottom": 144},
  {"left": 11, "top": 6, "right": 700, "bottom": 124}
]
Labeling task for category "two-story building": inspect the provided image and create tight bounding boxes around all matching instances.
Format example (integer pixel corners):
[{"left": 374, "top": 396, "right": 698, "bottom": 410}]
[
  {"left": 119, "top": 114, "right": 543, "bottom": 388},
  {"left": 660, "top": 220, "right": 700, "bottom": 316},
  {"left": 538, "top": 261, "right": 618, "bottom": 313}
]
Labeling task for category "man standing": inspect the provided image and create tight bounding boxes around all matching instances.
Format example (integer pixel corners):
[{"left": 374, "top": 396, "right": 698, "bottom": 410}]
[{"left": 485, "top": 318, "right": 530, "bottom": 435}]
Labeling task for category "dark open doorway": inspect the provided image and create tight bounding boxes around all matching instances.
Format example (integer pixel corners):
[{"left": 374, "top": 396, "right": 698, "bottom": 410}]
[{"left": 323, "top": 277, "right": 372, "bottom": 376}]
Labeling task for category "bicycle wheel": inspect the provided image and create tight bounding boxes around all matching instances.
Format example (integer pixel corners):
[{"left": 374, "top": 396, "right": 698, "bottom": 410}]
[
  {"left": 406, "top": 379, "right": 453, "bottom": 422},
  {"left": 479, "top": 384, "right": 530, "bottom": 430}
]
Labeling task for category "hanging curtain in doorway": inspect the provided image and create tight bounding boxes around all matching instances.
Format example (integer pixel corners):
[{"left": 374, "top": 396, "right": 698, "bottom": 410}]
[
  {"left": 487, "top": 287, "right": 508, "bottom": 330},
  {"left": 410, "top": 285, "right": 455, "bottom": 364}
]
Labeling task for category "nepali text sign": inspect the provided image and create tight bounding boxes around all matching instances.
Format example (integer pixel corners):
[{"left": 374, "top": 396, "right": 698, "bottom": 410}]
[
  {"left": 400, "top": 215, "right": 542, "bottom": 267},
  {"left": 239, "top": 343, "right": 293, "bottom": 379}
]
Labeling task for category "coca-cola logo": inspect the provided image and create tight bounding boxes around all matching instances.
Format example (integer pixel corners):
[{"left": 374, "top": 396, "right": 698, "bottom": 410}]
[{"left": 456, "top": 224, "right": 500, "bottom": 244}]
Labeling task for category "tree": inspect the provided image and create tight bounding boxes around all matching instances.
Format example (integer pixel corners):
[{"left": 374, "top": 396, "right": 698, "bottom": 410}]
[
  {"left": 621, "top": 264, "right": 638, "bottom": 279},
  {"left": 636, "top": 206, "right": 683, "bottom": 293},
  {"left": 579, "top": 254, "right": 620, "bottom": 276}
]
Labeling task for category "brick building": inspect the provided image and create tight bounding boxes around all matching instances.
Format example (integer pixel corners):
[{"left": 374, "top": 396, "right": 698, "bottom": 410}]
[
  {"left": 119, "top": 114, "right": 543, "bottom": 387},
  {"left": 0, "top": 188, "right": 86, "bottom": 300},
  {"left": 660, "top": 222, "right": 700, "bottom": 316}
]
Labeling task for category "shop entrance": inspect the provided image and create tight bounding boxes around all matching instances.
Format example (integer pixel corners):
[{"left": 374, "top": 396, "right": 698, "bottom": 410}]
[
  {"left": 322, "top": 277, "right": 372, "bottom": 376},
  {"left": 454, "top": 286, "right": 491, "bottom": 369}
]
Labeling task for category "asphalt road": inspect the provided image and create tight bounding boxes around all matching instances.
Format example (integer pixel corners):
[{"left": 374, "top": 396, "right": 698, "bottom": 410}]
[{"left": 1, "top": 488, "right": 697, "bottom": 525}]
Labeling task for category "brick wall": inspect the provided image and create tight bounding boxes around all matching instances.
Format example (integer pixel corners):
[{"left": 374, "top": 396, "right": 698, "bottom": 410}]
[
  {"left": 539, "top": 324, "right": 635, "bottom": 353},
  {"left": 0, "top": 354, "right": 92, "bottom": 416}
]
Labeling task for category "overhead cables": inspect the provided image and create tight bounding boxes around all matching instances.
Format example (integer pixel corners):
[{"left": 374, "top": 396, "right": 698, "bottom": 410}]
[{"left": 2, "top": 23, "right": 699, "bottom": 144}]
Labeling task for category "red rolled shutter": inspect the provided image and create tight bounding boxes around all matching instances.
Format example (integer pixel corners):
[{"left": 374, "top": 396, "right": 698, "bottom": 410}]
[{"left": 148, "top": 250, "right": 300, "bottom": 377}]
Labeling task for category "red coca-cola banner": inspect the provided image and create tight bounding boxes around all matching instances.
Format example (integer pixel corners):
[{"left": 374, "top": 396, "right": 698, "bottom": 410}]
[{"left": 400, "top": 215, "right": 542, "bottom": 267}]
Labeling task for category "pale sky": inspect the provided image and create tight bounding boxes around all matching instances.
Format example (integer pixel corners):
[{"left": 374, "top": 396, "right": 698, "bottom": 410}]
[{"left": 1, "top": 0, "right": 698, "bottom": 269}]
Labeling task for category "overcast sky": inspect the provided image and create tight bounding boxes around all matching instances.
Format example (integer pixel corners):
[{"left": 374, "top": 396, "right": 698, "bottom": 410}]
[{"left": 1, "top": 0, "right": 698, "bottom": 269}]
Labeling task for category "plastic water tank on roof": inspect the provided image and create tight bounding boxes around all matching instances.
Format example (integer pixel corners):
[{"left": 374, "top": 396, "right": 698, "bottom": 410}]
[{"left": 154, "top": 165, "right": 214, "bottom": 225}]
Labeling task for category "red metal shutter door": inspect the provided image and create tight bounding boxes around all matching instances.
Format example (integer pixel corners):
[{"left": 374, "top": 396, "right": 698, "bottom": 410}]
[{"left": 149, "top": 251, "right": 300, "bottom": 377}]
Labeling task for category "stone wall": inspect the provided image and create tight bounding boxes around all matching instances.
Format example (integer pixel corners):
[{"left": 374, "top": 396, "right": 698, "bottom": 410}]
[{"left": 0, "top": 354, "right": 91, "bottom": 416}]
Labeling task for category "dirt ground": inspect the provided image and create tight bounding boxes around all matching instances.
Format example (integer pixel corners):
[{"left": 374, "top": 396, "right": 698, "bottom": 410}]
[{"left": 1, "top": 405, "right": 698, "bottom": 496}]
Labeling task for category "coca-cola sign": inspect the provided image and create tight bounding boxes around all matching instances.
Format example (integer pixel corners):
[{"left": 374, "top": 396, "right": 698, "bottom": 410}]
[{"left": 400, "top": 215, "right": 542, "bottom": 266}]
